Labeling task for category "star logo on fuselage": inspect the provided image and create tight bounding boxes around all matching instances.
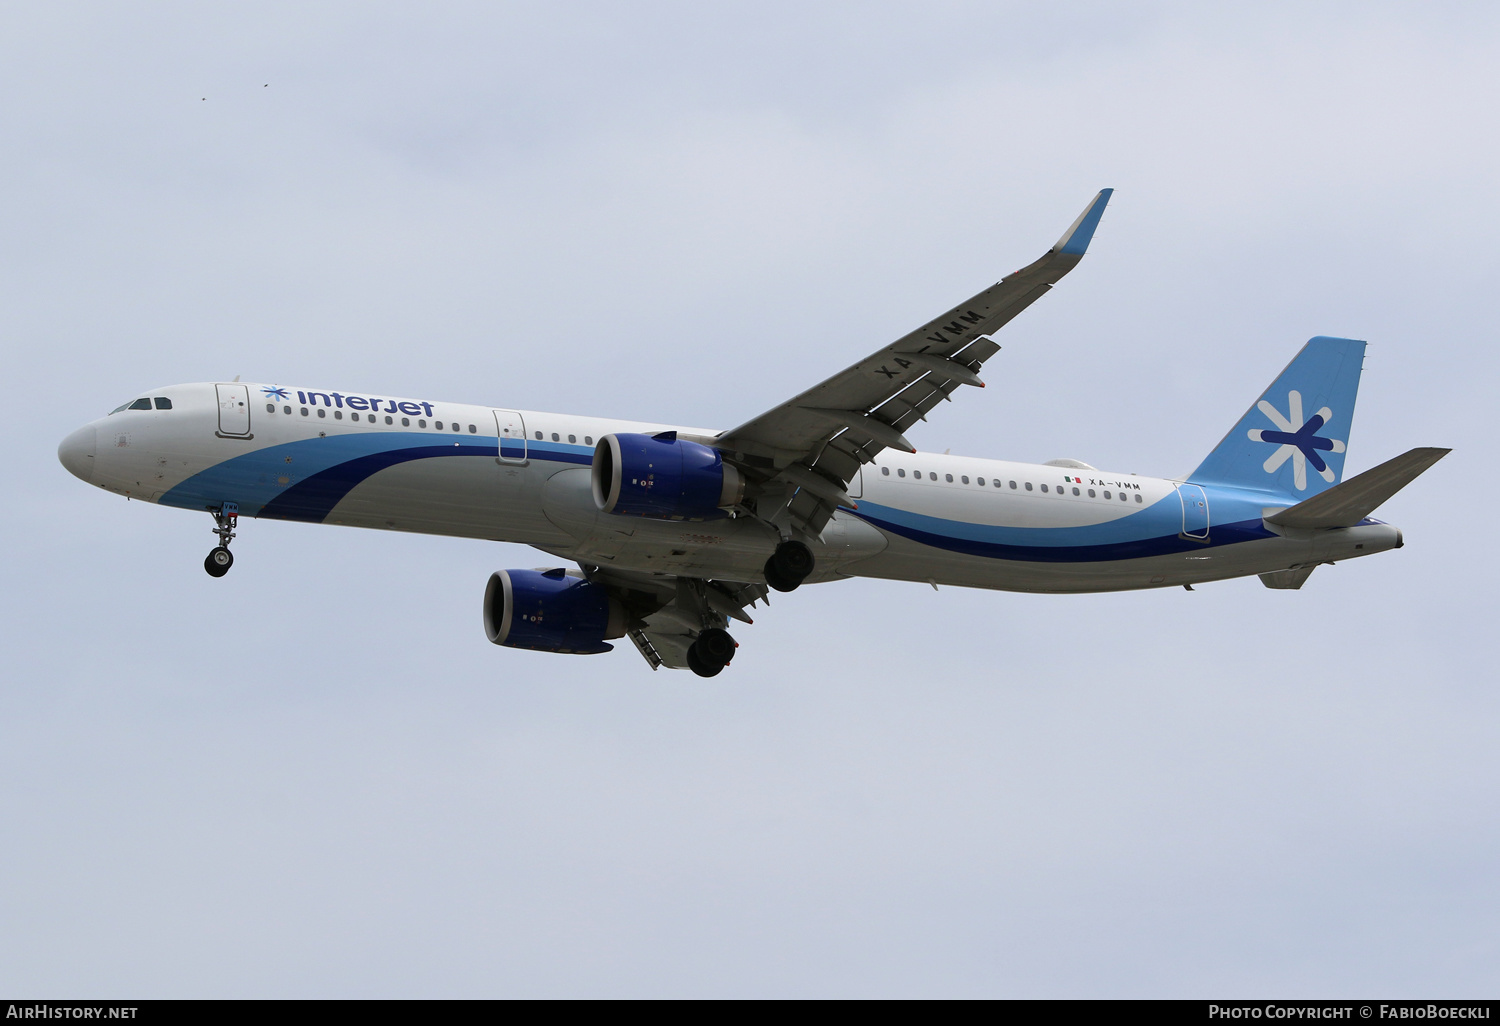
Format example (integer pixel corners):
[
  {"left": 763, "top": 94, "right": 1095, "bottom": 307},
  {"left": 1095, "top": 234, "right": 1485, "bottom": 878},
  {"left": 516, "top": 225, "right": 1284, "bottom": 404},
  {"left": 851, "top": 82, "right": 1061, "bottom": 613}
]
[
  {"left": 1247, "top": 390, "right": 1346, "bottom": 490},
  {"left": 261, "top": 386, "right": 290, "bottom": 400}
]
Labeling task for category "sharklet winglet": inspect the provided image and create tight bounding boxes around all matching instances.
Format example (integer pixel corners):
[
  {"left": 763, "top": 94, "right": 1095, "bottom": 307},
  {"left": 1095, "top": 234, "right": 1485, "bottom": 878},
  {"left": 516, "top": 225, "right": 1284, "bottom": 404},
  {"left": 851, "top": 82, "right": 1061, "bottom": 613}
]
[{"left": 1053, "top": 188, "right": 1113, "bottom": 256}]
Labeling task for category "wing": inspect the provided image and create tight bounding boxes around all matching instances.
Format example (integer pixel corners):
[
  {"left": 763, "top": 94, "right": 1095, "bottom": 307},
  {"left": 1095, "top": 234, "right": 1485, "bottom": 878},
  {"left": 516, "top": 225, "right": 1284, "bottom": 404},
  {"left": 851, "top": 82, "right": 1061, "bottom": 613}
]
[
  {"left": 715, "top": 189, "right": 1113, "bottom": 539},
  {"left": 581, "top": 565, "right": 768, "bottom": 671}
]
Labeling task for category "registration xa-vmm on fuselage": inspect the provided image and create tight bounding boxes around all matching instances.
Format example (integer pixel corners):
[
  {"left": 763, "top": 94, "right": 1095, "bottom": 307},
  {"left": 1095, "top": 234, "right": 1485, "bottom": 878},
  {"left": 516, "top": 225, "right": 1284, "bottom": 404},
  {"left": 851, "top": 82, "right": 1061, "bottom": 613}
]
[{"left": 57, "top": 190, "right": 1448, "bottom": 677}]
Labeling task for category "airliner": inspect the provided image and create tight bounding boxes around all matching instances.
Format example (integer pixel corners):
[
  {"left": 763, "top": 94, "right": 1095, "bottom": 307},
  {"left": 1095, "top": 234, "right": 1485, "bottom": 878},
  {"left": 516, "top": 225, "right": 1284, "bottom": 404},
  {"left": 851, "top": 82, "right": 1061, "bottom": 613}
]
[{"left": 57, "top": 190, "right": 1448, "bottom": 677}]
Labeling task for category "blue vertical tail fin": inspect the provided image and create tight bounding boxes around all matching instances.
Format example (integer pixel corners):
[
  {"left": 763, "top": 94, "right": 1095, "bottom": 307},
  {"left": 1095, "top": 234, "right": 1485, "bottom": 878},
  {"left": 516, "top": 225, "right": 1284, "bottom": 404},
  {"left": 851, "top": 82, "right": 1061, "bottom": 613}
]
[{"left": 1188, "top": 336, "right": 1365, "bottom": 498}]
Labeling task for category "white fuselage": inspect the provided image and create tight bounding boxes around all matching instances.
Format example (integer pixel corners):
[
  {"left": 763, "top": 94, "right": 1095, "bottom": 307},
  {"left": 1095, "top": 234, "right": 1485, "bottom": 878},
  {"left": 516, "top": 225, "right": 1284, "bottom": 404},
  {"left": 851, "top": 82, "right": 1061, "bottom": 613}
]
[{"left": 58, "top": 381, "right": 1401, "bottom": 593}]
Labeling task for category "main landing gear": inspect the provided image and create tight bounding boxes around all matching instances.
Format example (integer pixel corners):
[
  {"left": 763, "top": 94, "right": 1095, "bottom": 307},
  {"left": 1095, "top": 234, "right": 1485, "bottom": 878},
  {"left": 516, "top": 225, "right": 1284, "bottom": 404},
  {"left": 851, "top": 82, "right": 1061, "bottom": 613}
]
[
  {"left": 687, "top": 627, "right": 737, "bottom": 678},
  {"left": 682, "top": 542, "right": 811, "bottom": 677},
  {"left": 204, "top": 503, "right": 238, "bottom": 578},
  {"left": 763, "top": 539, "right": 814, "bottom": 593}
]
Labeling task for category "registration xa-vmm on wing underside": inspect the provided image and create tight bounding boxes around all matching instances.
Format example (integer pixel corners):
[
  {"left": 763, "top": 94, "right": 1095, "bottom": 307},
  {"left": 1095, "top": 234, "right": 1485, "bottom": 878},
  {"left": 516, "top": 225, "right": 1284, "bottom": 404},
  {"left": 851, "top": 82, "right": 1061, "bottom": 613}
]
[{"left": 57, "top": 190, "right": 1449, "bottom": 677}]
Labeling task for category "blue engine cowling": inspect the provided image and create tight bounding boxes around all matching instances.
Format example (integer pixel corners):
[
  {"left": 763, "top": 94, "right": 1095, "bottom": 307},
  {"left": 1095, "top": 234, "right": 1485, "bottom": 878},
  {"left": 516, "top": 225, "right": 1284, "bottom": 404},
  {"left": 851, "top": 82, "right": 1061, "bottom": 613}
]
[
  {"left": 483, "top": 568, "right": 627, "bottom": 655},
  {"left": 591, "top": 431, "right": 744, "bottom": 520}
]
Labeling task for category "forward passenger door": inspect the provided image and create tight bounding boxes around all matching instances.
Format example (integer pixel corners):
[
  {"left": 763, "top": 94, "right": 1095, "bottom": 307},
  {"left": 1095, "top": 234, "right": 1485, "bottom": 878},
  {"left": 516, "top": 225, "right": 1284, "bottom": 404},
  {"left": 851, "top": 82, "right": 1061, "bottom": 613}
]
[
  {"left": 493, "top": 410, "right": 527, "bottom": 464},
  {"left": 215, "top": 384, "right": 251, "bottom": 438}
]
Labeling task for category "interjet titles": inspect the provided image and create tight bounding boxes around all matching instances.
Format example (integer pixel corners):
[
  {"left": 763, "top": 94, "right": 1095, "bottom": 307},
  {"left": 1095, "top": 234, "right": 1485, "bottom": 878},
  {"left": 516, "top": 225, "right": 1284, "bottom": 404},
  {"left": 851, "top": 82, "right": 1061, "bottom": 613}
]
[{"left": 296, "top": 391, "right": 435, "bottom": 417}]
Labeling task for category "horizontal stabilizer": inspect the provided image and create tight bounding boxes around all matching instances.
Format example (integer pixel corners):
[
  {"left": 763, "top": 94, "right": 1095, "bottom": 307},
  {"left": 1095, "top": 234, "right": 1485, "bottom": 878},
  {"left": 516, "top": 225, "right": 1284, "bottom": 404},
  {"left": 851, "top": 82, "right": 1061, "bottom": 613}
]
[
  {"left": 1260, "top": 566, "right": 1317, "bottom": 590},
  {"left": 1265, "top": 447, "right": 1450, "bottom": 530}
]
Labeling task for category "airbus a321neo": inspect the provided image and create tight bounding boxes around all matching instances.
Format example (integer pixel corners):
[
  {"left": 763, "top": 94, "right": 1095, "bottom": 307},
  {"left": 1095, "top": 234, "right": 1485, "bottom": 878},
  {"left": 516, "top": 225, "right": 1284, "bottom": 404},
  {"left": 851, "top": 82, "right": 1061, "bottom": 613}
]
[{"left": 58, "top": 190, "right": 1448, "bottom": 677}]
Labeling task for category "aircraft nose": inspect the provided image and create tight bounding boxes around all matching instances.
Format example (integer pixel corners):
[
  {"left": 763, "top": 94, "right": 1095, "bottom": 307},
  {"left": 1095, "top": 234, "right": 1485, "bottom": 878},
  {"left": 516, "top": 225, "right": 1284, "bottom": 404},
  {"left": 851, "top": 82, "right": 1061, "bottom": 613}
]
[{"left": 58, "top": 425, "right": 97, "bottom": 483}]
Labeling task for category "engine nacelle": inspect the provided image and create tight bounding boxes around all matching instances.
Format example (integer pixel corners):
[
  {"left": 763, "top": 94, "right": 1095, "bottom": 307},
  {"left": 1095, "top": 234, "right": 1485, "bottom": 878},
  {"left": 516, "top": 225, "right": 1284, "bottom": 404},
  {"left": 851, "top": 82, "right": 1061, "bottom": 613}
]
[
  {"left": 591, "top": 431, "right": 744, "bottom": 521},
  {"left": 483, "top": 569, "right": 627, "bottom": 655}
]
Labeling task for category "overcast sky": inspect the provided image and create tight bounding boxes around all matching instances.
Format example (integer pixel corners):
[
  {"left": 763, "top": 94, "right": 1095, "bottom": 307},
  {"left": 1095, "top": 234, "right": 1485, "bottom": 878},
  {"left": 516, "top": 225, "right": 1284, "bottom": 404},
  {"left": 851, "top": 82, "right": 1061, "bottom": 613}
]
[{"left": 2, "top": 2, "right": 1496, "bottom": 998}]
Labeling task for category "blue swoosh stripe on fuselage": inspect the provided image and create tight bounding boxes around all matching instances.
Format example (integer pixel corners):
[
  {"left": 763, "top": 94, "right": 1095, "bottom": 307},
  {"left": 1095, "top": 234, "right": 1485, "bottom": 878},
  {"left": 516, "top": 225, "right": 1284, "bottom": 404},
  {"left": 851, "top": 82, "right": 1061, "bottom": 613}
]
[
  {"left": 850, "top": 496, "right": 1277, "bottom": 563},
  {"left": 526, "top": 441, "right": 593, "bottom": 466},
  {"left": 259, "top": 442, "right": 499, "bottom": 522},
  {"left": 159, "top": 432, "right": 594, "bottom": 522}
]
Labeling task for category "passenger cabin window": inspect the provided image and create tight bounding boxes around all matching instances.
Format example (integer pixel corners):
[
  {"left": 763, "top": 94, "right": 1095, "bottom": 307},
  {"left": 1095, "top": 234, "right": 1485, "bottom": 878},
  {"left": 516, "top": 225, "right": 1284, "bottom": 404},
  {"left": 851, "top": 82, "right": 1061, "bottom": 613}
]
[
  {"left": 976, "top": 477, "right": 984, "bottom": 486},
  {"left": 1103, "top": 490, "right": 1111, "bottom": 499},
  {"left": 334, "top": 410, "right": 343, "bottom": 420},
  {"left": 567, "top": 434, "right": 575, "bottom": 443},
  {"left": 1040, "top": 484, "right": 1048, "bottom": 493},
  {"left": 928, "top": 472, "right": 937, "bottom": 481},
  {"left": 1025, "top": 482, "right": 1033, "bottom": 491},
  {"left": 1088, "top": 488, "right": 1096, "bottom": 497},
  {"left": 1072, "top": 486, "right": 1080, "bottom": 496},
  {"left": 386, "top": 416, "right": 394, "bottom": 425},
  {"left": 1009, "top": 480, "right": 1017, "bottom": 489},
  {"left": 1134, "top": 493, "right": 1143, "bottom": 503},
  {"left": 417, "top": 419, "right": 426, "bottom": 428},
  {"left": 266, "top": 403, "right": 276, "bottom": 413},
  {"left": 881, "top": 466, "right": 890, "bottom": 475},
  {"left": 284, "top": 406, "right": 291, "bottom": 415},
  {"left": 551, "top": 432, "right": 559, "bottom": 441},
  {"left": 585, "top": 436, "right": 594, "bottom": 445},
  {"left": 945, "top": 474, "right": 953, "bottom": 483},
  {"left": 897, "top": 469, "right": 906, "bottom": 478},
  {"left": 301, "top": 408, "right": 309, "bottom": 416},
  {"left": 534, "top": 431, "right": 543, "bottom": 440},
  {"left": 469, "top": 424, "right": 477, "bottom": 433},
  {"left": 435, "top": 421, "right": 443, "bottom": 429},
  {"left": 317, "top": 409, "right": 326, "bottom": 418},
  {"left": 961, "top": 476, "right": 969, "bottom": 484}
]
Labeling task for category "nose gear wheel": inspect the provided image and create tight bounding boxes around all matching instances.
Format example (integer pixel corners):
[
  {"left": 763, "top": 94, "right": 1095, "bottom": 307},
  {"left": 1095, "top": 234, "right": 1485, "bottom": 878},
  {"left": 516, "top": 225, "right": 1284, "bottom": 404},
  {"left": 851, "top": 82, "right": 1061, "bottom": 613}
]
[{"left": 204, "top": 547, "right": 233, "bottom": 577}]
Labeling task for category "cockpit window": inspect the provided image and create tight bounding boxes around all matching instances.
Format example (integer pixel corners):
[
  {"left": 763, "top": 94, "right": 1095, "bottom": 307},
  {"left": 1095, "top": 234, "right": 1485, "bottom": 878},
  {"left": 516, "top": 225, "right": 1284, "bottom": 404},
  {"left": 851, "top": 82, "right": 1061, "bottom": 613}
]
[{"left": 110, "top": 396, "right": 174, "bottom": 414}]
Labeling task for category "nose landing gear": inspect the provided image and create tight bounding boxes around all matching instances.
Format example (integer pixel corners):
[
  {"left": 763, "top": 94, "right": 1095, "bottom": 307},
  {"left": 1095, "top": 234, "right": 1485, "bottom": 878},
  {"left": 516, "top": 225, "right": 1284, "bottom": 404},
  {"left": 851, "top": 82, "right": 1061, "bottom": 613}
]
[{"left": 204, "top": 503, "right": 238, "bottom": 578}]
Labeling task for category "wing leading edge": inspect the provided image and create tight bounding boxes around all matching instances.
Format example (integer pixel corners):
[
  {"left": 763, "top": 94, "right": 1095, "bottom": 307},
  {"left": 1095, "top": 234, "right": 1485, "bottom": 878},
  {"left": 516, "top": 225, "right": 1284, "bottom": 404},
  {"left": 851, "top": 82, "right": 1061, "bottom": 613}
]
[{"left": 715, "top": 188, "right": 1113, "bottom": 540}]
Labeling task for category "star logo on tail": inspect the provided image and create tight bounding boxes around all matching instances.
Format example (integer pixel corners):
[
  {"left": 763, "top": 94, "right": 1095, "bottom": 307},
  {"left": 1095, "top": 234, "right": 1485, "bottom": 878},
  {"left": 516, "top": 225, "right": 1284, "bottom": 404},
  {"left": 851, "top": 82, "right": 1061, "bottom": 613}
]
[{"left": 1247, "top": 390, "right": 1346, "bottom": 490}]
